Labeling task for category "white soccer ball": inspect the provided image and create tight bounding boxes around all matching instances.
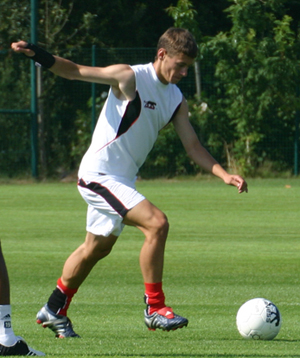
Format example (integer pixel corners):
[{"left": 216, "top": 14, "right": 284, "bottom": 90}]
[{"left": 236, "top": 298, "right": 282, "bottom": 340}]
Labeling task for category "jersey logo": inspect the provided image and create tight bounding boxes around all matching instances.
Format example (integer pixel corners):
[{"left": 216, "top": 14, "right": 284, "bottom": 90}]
[
  {"left": 4, "top": 321, "right": 11, "bottom": 328},
  {"left": 144, "top": 101, "right": 157, "bottom": 110}
]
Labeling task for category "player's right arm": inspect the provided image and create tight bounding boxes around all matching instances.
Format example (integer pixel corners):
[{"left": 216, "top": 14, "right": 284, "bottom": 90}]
[{"left": 11, "top": 41, "right": 136, "bottom": 101}]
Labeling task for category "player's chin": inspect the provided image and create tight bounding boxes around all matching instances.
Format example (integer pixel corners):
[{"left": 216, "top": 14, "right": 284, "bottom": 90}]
[{"left": 170, "top": 77, "right": 182, "bottom": 84}]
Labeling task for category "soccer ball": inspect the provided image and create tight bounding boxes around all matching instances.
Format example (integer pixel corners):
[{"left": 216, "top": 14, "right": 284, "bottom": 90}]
[{"left": 236, "top": 298, "right": 282, "bottom": 340}]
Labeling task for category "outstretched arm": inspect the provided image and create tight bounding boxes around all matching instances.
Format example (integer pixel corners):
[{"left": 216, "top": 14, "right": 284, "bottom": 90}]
[
  {"left": 11, "top": 41, "right": 136, "bottom": 100},
  {"left": 173, "top": 98, "right": 248, "bottom": 193}
]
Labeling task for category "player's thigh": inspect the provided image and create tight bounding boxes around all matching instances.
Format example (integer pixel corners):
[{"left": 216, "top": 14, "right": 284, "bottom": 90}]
[
  {"left": 123, "top": 199, "right": 168, "bottom": 232},
  {"left": 84, "top": 231, "right": 119, "bottom": 252}
]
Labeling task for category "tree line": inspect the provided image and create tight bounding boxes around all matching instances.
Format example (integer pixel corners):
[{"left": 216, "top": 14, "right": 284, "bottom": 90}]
[{"left": 0, "top": 0, "right": 300, "bottom": 178}]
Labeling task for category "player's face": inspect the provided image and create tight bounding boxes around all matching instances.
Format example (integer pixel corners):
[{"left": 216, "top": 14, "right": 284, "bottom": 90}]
[{"left": 158, "top": 51, "right": 195, "bottom": 84}]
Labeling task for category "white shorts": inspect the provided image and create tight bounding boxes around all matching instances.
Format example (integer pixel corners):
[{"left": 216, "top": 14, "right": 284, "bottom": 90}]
[{"left": 77, "top": 174, "right": 145, "bottom": 237}]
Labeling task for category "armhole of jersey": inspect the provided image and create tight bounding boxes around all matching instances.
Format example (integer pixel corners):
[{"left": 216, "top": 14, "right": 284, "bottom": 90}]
[
  {"left": 130, "top": 65, "right": 137, "bottom": 93},
  {"left": 168, "top": 101, "right": 182, "bottom": 124}
]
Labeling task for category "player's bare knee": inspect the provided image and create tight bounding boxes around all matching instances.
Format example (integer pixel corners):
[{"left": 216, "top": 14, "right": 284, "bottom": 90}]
[
  {"left": 158, "top": 213, "right": 169, "bottom": 237},
  {"left": 148, "top": 211, "right": 169, "bottom": 239},
  {"left": 84, "top": 243, "right": 113, "bottom": 262},
  {"left": 93, "top": 247, "right": 113, "bottom": 260},
  {"left": 84, "top": 233, "right": 117, "bottom": 261}
]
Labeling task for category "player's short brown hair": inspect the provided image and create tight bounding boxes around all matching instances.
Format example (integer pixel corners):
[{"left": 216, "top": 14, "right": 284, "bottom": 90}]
[{"left": 156, "top": 27, "right": 198, "bottom": 59}]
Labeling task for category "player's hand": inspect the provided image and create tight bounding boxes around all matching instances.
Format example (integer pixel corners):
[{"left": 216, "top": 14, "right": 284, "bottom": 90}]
[
  {"left": 11, "top": 41, "right": 35, "bottom": 57},
  {"left": 224, "top": 174, "right": 248, "bottom": 194}
]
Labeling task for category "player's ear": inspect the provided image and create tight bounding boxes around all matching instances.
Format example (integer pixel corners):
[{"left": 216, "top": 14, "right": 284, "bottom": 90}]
[{"left": 157, "top": 48, "right": 167, "bottom": 61}]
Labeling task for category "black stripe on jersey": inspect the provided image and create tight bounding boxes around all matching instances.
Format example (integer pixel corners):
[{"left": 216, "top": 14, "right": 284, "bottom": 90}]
[
  {"left": 78, "top": 179, "right": 129, "bottom": 218},
  {"left": 116, "top": 91, "right": 142, "bottom": 138}
]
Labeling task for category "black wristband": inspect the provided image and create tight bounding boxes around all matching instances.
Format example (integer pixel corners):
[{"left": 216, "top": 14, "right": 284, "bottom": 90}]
[{"left": 25, "top": 43, "right": 55, "bottom": 69}]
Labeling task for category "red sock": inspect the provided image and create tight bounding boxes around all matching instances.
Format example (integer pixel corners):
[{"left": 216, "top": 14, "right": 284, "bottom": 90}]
[
  {"left": 144, "top": 282, "right": 165, "bottom": 315},
  {"left": 56, "top": 278, "right": 78, "bottom": 316}
]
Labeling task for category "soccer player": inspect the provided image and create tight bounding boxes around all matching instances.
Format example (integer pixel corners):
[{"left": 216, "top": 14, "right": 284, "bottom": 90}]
[
  {"left": 11, "top": 28, "right": 248, "bottom": 338},
  {"left": 0, "top": 245, "right": 45, "bottom": 355}
]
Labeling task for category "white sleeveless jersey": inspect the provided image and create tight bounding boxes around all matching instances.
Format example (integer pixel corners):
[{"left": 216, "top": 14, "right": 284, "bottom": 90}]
[{"left": 78, "top": 63, "right": 183, "bottom": 181}]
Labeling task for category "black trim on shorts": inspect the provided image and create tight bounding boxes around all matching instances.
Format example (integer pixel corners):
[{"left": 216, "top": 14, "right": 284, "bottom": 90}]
[{"left": 78, "top": 178, "right": 129, "bottom": 218}]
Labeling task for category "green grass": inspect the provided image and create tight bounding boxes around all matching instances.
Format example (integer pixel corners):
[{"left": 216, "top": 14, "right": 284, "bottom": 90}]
[{"left": 1, "top": 178, "right": 300, "bottom": 357}]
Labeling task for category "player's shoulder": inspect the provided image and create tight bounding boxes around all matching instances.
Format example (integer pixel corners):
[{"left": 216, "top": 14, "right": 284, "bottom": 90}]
[
  {"left": 130, "top": 63, "right": 153, "bottom": 76},
  {"left": 131, "top": 63, "right": 151, "bottom": 70}
]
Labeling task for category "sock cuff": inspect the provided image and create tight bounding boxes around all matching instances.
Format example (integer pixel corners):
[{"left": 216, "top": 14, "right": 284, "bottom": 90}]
[
  {"left": 144, "top": 282, "right": 165, "bottom": 315},
  {"left": 57, "top": 278, "right": 78, "bottom": 297},
  {"left": 144, "top": 282, "right": 163, "bottom": 293}
]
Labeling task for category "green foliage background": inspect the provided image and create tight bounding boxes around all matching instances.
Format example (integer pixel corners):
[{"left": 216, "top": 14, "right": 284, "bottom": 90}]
[
  {"left": 199, "top": 0, "right": 300, "bottom": 176},
  {"left": 1, "top": 0, "right": 300, "bottom": 178}
]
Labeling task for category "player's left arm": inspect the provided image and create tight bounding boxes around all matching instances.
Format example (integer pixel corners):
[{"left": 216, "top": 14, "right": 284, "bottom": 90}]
[{"left": 173, "top": 97, "right": 248, "bottom": 193}]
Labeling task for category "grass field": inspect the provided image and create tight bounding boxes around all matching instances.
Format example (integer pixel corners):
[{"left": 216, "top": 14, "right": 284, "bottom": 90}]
[{"left": 1, "top": 177, "right": 300, "bottom": 357}]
